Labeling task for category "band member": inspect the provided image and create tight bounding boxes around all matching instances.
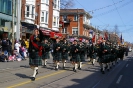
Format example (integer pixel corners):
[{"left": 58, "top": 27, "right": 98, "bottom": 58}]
[
  {"left": 61, "top": 39, "right": 69, "bottom": 69},
  {"left": 42, "top": 39, "right": 51, "bottom": 67},
  {"left": 89, "top": 43, "right": 97, "bottom": 65},
  {"left": 78, "top": 41, "right": 86, "bottom": 69},
  {"left": 28, "top": 28, "right": 43, "bottom": 81},
  {"left": 70, "top": 40, "right": 80, "bottom": 72},
  {"left": 53, "top": 37, "right": 62, "bottom": 70}
]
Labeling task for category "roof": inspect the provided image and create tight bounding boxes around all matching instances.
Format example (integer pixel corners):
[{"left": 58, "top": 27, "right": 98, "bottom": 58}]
[{"left": 60, "top": 9, "right": 92, "bottom": 18}]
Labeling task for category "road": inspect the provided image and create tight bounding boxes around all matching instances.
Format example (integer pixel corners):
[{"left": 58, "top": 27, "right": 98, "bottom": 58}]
[{"left": 0, "top": 52, "right": 133, "bottom": 88}]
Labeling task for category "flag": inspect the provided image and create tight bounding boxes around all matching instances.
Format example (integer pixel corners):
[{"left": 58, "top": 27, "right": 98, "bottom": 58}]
[
  {"left": 120, "top": 33, "right": 122, "bottom": 43},
  {"left": 92, "top": 34, "right": 95, "bottom": 43}
]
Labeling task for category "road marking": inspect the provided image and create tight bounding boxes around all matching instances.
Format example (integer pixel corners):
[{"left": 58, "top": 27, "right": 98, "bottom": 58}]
[
  {"left": 116, "top": 75, "right": 123, "bottom": 84},
  {"left": 7, "top": 70, "right": 65, "bottom": 88},
  {"left": 126, "top": 64, "right": 128, "bottom": 67}
]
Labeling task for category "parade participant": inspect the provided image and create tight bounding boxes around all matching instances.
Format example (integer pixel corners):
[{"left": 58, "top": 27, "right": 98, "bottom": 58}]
[
  {"left": 85, "top": 39, "right": 90, "bottom": 62},
  {"left": 28, "top": 28, "right": 43, "bottom": 81},
  {"left": 42, "top": 39, "right": 51, "bottom": 67},
  {"left": 97, "top": 38, "right": 108, "bottom": 74},
  {"left": 78, "top": 41, "right": 86, "bottom": 69},
  {"left": 70, "top": 40, "right": 80, "bottom": 72},
  {"left": 53, "top": 37, "right": 62, "bottom": 70},
  {"left": 61, "top": 38, "right": 69, "bottom": 69},
  {"left": 89, "top": 43, "right": 97, "bottom": 65}
]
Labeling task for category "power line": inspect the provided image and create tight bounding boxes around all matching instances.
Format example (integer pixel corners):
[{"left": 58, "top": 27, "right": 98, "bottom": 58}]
[{"left": 94, "top": 0, "right": 133, "bottom": 17}]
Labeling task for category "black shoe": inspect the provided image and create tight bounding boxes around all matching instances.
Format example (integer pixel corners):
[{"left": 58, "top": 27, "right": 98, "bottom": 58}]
[
  {"left": 107, "top": 69, "right": 109, "bottom": 71},
  {"left": 78, "top": 67, "right": 81, "bottom": 70},
  {"left": 31, "top": 77, "right": 35, "bottom": 81},
  {"left": 55, "top": 67, "right": 58, "bottom": 71},
  {"left": 74, "top": 69, "right": 77, "bottom": 72}
]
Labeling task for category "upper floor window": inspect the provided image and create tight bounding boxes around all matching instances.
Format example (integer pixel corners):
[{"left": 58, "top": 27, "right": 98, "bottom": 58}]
[
  {"left": 63, "top": 15, "right": 67, "bottom": 21},
  {"left": 41, "top": 12, "right": 44, "bottom": 22},
  {"left": 74, "top": 15, "right": 78, "bottom": 21},
  {"left": 53, "top": 16, "right": 56, "bottom": 26},
  {"left": 31, "top": 6, "right": 35, "bottom": 18},
  {"left": 45, "top": 11, "right": 48, "bottom": 23},
  {"left": 26, "top": 5, "right": 30, "bottom": 17},
  {"left": 41, "top": 0, "right": 49, "bottom": 4},
  {"left": 53, "top": 0, "right": 57, "bottom": 8}
]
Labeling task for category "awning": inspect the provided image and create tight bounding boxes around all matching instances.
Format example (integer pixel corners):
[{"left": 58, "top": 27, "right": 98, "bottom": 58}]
[
  {"left": 41, "top": 30, "right": 51, "bottom": 36},
  {"left": 50, "top": 32, "right": 62, "bottom": 39}
]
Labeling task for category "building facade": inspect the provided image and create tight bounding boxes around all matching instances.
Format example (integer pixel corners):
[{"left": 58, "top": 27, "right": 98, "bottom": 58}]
[
  {"left": 0, "top": 0, "right": 17, "bottom": 39},
  {"left": 59, "top": 9, "right": 92, "bottom": 40},
  {"left": 21, "top": 0, "right": 61, "bottom": 39}
]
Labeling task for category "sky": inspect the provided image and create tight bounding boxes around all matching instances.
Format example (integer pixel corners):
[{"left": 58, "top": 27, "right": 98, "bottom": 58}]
[{"left": 73, "top": 0, "right": 133, "bottom": 43}]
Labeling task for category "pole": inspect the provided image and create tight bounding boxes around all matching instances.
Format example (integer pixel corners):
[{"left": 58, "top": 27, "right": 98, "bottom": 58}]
[{"left": 12, "top": 0, "right": 15, "bottom": 50}]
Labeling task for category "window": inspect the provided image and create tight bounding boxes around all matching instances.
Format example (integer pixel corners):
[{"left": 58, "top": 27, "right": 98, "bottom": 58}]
[
  {"left": 41, "top": 12, "right": 45, "bottom": 22},
  {"left": 26, "top": 6, "right": 30, "bottom": 17},
  {"left": 74, "top": 15, "right": 78, "bottom": 21},
  {"left": 63, "top": 15, "right": 67, "bottom": 21},
  {"left": 41, "top": 0, "right": 45, "bottom": 3},
  {"left": 45, "top": 11, "right": 48, "bottom": 23},
  {"left": 53, "top": 0, "right": 57, "bottom": 8},
  {"left": 72, "top": 28, "right": 78, "bottom": 35},
  {"left": 58, "top": 0, "right": 60, "bottom": 9},
  {"left": 62, "top": 28, "right": 67, "bottom": 34},
  {"left": 46, "top": 0, "right": 49, "bottom": 4},
  {"left": 53, "top": 17, "right": 56, "bottom": 26},
  {"left": 31, "top": 6, "right": 35, "bottom": 18}
]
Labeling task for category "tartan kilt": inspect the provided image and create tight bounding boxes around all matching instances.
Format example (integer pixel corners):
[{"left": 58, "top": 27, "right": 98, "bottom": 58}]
[
  {"left": 80, "top": 54, "right": 85, "bottom": 62},
  {"left": 109, "top": 54, "right": 115, "bottom": 62},
  {"left": 98, "top": 54, "right": 110, "bottom": 63},
  {"left": 71, "top": 54, "right": 80, "bottom": 62},
  {"left": 42, "top": 52, "right": 49, "bottom": 59},
  {"left": 62, "top": 52, "right": 68, "bottom": 60},
  {"left": 29, "top": 52, "right": 42, "bottom": 66},
  {"left": 53, "top": 52, "right": 62, "bottom": 61}
]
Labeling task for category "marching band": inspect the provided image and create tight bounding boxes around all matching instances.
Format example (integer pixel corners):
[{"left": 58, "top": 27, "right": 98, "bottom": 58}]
[{"left": 29, "top": 28, "right": 127, "bottom": 81}]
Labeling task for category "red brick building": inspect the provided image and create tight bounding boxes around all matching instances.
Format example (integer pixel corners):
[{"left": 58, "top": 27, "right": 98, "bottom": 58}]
[{"left": 59, "top": 9, "right": 93, "bottom": 40}]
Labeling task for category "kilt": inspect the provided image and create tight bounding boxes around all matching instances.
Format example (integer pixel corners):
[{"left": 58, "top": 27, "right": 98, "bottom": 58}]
[
  {"left": 90, "top": 53, "right": 97, "bottom": 59},
  {"left": 71, "top": 54, "right": 80, "bottom": 62},
  {"left": 42, "top": 52, "right": 49, "bottom": 59},
  {"left": 80, "top": 54, "right": 85, "bottom": 62},
  {"left": 53, "top": 52, "right": 62, "bottom": 61},
  {"left": 29, "top": 52, "right": 42, "bottom": 66},
  {"left": 62, "top": 52, "right": 68, "bottom": 60},
  {"left": 98, "top": 54, "right": 110, "bottom": 63}
]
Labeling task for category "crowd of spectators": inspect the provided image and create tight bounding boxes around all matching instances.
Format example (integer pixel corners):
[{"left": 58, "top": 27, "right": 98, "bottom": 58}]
[{"left": 0, "top": 38, "right": 29, "bottom": 62}]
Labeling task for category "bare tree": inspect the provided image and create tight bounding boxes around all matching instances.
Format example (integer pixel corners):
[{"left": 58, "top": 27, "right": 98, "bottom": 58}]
[{"left": 60, "top": 0, "right": 75, "bottom": 9}]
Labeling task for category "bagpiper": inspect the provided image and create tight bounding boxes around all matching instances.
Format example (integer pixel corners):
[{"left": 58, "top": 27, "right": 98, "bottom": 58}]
[
  {"left": 61, "top": 39, "right": 69, "bottom": 69},
  {"left": 78, "top": 40, "right": 86, "bottom": 69},
  {"left": 41, "top": 39, "right": 51, "bottom": 67},
  {"left": 28, "top": 28, "right": 43, "bottom": 81},
  {"left": 70, "top": 40, "right": 80, "bottom": 72},
  {"left": 53, "top": 37, "right": 62, "bottom": 70},
  {"left": 89, "top": 43, "right": 97, "bottom": 65}
]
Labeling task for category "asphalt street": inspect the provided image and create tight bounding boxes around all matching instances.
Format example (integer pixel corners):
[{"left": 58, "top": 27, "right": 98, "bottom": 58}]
[{"left": 0, "top": 52, "right": 133, "bottom": 88}]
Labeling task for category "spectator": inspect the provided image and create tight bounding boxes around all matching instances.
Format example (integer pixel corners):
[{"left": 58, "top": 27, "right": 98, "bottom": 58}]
[{"left": 15, "top": 41, "right": 21, "bottom": 53}]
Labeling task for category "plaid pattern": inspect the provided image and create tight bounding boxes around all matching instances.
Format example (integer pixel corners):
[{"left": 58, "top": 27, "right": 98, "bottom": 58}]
[
  {"left": 62, "top": 52, "right": 68, "bottom": 60},
  {"left": 79, "top": 54, "right": 85, "bottom": 62},
  {"left": 42, "top": 52, "right": 50, "bottom": 59},
  {"left": 29, "top": 52, "right": 42, "bottom": 66},
  {"left": 53, "top": 53, "right": 62, "bottom": 61},
  {"left": 71, "top": 54, "right": 80, "bottom": 62}
]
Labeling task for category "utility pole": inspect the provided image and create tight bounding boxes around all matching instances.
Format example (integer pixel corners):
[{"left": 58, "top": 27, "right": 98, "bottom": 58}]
[{"left": 12, "top": 0, "right": 15, "bottom": 50}]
